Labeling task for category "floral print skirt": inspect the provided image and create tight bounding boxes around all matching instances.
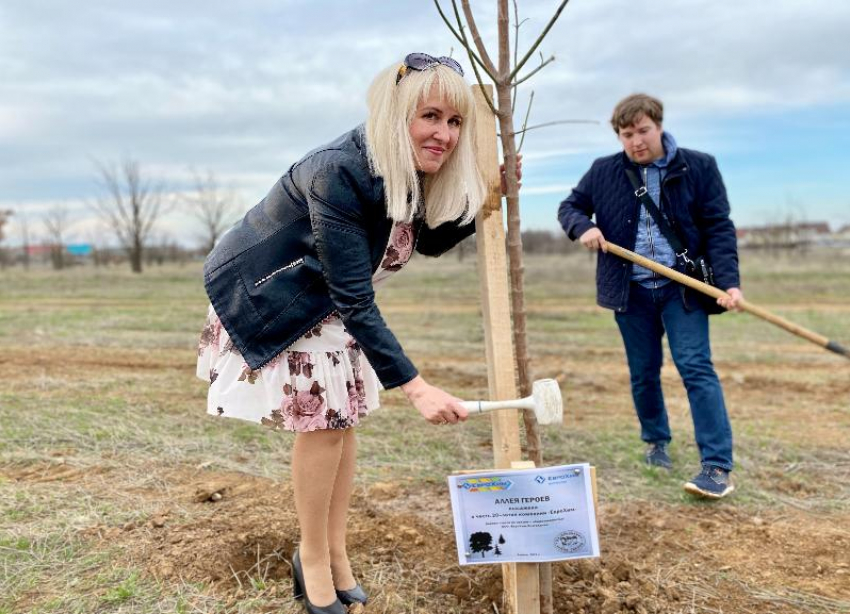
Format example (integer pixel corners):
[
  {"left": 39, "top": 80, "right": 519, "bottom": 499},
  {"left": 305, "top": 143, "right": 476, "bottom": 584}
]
[
  {"left": 196, "top": 308, "right": 380, "bottom": 432},
  {"left": 196, "top": 220, "right": 416, "bottom": 433}
]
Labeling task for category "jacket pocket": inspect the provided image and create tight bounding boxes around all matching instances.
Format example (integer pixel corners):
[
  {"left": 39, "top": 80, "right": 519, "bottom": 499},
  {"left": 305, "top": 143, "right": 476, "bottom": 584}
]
[{"left": 247, "top": 251, "right": 323, "bottom": 303}]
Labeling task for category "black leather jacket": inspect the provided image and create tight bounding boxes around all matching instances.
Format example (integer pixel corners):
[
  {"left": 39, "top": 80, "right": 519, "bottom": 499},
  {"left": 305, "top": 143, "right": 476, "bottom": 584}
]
[{"left": 204, "top": 126, "right": 475, "bottom": 388}]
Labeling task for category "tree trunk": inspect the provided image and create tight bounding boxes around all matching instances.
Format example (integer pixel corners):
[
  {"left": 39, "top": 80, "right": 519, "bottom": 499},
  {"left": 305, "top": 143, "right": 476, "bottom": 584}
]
[
  {"left": 494, "top": 10, "right": 550, "bottom": 611},
  {"left": 443, "top": 1, "right": 574, "bottom": 610},
  {"left": 130, "top": 240, "right": 143, "bottom": 273},
  {"left": 494, "top": 0, "right": 542, "bottom": 488}
]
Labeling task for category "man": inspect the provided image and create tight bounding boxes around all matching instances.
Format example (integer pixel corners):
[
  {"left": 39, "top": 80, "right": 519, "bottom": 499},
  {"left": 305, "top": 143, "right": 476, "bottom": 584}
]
[{"left": 558, "top": 93, "right": 742, "bottom": 499}]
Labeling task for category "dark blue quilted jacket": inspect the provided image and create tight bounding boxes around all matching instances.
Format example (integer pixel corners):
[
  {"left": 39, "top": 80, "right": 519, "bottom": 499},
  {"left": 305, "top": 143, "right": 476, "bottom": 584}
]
[{"left": 558, "top": 147, "right": 739, "bottom": 312}]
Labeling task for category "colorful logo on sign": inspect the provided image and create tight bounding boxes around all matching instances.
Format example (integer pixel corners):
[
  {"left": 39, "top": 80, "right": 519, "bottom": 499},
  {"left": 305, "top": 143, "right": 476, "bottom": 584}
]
[{"left": 460, "top": 477, "right": 514, "bottom": 492}]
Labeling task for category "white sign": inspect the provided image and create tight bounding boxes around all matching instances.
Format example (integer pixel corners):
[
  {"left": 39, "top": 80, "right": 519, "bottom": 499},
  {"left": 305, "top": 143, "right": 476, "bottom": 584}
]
[{"left": 448, "top": 463, "right": 600, "bottom": 565}]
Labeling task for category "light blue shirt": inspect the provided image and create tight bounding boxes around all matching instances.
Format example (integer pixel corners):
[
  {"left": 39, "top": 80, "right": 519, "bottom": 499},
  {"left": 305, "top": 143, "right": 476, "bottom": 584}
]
[{"left": 631, "top": 131, "right": 678, "bottom": 287}]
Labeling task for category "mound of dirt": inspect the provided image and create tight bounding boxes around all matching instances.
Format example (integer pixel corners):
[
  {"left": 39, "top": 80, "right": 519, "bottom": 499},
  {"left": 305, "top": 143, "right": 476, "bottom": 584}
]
[{"left": 64, "top": 466, "right": 848, "bottom": 614}]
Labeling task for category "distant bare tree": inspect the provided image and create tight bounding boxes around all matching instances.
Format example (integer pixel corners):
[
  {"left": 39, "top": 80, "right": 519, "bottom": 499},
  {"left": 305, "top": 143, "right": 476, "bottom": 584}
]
[
  {"left": 0, "top": 209, "right": 11, "bottom": 244},
  {"left": 146, "top": 231, "right": 187, "bottom": 266},
  {"left": 43, "top": 205, "right": 72, "bottom": 270},
  {"left": 17, "top": 211, "right": 31, "bottom": 269},
  {"left": 183, "top": 169, "right": 240, "bottom": 254},
  {"left": 91, "top": 159, "right": 168, "bottom": 273},
  {"left": 0, "top": 209, "right": 12, "bottom": 268},
  {"left": 147, "top": 234, "right": 189, "bottom": 267},
  {"left": 85, "top": 229, "right": 105, "bottom": 268}
]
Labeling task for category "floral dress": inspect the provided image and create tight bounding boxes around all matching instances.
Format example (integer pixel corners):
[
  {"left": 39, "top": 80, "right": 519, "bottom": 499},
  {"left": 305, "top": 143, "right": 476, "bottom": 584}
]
[{"left": 196, "top": 222, "right": 416, "bottom": 432}]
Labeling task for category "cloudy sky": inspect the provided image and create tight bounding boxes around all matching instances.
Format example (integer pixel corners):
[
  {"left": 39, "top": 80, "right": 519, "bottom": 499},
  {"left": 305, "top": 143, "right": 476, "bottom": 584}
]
[{"left": 2, "top": 0, "right": 849, "bottom": 247}]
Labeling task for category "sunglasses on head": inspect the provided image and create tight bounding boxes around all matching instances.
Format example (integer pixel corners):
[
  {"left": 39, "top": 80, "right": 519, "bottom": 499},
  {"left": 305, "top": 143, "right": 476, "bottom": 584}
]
[{"left": 395, "top": 52, "right": 464, "bottom": 85}]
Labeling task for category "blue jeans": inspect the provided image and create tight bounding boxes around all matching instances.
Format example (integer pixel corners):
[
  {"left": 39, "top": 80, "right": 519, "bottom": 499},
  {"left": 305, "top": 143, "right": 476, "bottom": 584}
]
[{"left": 614, "top": 282, "right": 733, "bottom": 470}]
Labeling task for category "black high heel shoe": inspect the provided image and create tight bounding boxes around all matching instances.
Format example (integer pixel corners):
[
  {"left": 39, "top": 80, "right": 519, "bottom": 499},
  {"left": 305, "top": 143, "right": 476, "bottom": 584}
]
[
  {"left": 336, "top": 584, "right": 368, "bottom": 606},
  {"left": 291, "top": 548, "right": 347, "bottom": 614}
]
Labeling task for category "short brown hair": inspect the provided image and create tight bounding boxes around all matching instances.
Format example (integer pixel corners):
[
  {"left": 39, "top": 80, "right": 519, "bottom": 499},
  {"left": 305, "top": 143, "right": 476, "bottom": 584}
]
[{"left": 610, "top": 94, "right": 663, "bottom": 133}]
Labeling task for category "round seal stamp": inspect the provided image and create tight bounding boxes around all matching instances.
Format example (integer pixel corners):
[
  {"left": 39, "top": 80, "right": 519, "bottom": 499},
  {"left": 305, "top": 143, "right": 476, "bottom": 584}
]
[{"left": 554, "top": 530, "right": 586, "bottom": 553}]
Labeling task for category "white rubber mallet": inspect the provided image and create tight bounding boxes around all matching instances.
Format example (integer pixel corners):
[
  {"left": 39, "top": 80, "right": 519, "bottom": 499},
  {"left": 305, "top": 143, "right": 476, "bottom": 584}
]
[{"left": 460, "top": 378, "right": 563, "bottom": 425}]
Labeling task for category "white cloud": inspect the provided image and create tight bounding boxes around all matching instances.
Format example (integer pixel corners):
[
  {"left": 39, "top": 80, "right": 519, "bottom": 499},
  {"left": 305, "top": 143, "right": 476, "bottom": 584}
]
[
  {"left": 1, "top": 0, "right": 848, "bottom": 237},
  {"left": 521, "top": 183, "right": 575, "bottom": 196}
]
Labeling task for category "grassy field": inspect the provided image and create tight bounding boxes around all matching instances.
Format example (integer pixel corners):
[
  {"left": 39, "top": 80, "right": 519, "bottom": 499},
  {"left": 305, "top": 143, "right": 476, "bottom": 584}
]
[{"left": 1, "top": 251, "right": 848, "bottom": 614}]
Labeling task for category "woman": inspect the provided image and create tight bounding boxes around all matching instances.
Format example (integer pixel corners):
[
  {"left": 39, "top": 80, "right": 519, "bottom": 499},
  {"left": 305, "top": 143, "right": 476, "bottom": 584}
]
[{"left": 197, "top": 53, "right": 496, "bottom": 614}]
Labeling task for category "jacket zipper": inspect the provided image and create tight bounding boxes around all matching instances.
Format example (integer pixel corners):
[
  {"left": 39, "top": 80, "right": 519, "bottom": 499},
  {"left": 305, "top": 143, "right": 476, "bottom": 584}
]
[{"left": 254, "top": 257, "right": 304, "bottom": 287}]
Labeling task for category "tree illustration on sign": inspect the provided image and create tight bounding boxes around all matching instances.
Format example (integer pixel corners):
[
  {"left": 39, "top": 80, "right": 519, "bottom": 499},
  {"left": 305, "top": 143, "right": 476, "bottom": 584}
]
[
  {"left": 469, "top": 531, "right": 494, "bottom": 558},
  {"left": 494, "top": 533, "right": 506, "bottom": 556}
]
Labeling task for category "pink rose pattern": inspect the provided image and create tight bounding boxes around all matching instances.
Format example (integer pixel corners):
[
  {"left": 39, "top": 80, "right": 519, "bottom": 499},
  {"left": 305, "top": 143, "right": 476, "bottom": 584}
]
[
  {"left": 198, "top": 311, "right": 237, "bottom": 357},
  {"left": 238, "top": 351, "right": 286, "bottom": 384},
  {"left": 302, "top": 312, "right": 338, "bottom": 339},
  {"left": 238, "top": 365, "right": 260, "bottom": 384},
  {"left": 258, "top": 375, "right": 367, "bottom": 432},
  {"left": 380, "top": 222, "right": 415, "bottom": 271},
  {"left": 201, "top": 222, "right": 419, "bottom": 433},
  {"left": 287, "top": 352, "right": 314, "bottom": 378},
  {"left": 303, "top": 321, "right": 323, "bottom": 339},
  {"left": 197, "top": 317, "right": 222, "bottom": 356}
]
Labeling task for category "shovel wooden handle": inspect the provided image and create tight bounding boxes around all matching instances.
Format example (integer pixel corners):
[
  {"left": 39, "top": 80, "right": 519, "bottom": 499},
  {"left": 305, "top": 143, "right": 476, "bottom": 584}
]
[{"left": 605, "top": 242, "right": 849, "bottom": 360}]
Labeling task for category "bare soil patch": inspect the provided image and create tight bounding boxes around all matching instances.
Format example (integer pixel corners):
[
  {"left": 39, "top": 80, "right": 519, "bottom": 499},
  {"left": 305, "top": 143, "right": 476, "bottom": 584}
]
[{"left": 5, "top": 461, "right": 848, "bottom": 614}]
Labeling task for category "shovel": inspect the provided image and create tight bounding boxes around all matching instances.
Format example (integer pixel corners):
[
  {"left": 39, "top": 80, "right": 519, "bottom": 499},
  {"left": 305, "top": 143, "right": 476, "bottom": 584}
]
[
  {"left": 461, "top": 378, "right": 563, "bottom": 425},
  {"left": 605, "top": 242, "right": 849, "bottom": 360}
]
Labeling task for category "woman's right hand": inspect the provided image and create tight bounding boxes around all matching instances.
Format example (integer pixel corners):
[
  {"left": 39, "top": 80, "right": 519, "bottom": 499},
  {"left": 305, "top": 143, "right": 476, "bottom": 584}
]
[{"left": 401, "top": 375, "right": 468, "bottom": 426}]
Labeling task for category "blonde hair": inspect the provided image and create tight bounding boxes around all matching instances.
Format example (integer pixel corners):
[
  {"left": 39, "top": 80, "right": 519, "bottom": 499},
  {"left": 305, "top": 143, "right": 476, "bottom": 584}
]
[{"left": 365, "top": 60, "right": 486, "bottom": 228}]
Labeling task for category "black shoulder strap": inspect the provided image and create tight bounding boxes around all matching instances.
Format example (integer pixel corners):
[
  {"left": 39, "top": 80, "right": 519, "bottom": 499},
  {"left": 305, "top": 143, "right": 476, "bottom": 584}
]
[{"left": 624, "top": 168, "right": 687, "bottom": 257}]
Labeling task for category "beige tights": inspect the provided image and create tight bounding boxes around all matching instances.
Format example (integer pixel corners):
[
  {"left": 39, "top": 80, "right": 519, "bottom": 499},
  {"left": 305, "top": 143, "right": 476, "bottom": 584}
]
[{"left": 292, "top": 427, "right": 357, "bottom": 607}]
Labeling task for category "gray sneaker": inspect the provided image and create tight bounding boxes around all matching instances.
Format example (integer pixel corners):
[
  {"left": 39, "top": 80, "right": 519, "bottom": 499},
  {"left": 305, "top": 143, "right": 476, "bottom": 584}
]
[
  {"left": 684, "top": 465, "right": 734, "bottom": 499},
  {"left": 645, "top": 442, "right": 672, "bottom": 470}
]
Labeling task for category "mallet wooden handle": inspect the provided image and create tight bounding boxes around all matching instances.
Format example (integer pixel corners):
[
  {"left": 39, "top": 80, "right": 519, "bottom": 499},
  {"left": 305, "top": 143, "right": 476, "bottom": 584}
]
[{"left": 605, "top": 242, "right": 849, "bottom": 360}]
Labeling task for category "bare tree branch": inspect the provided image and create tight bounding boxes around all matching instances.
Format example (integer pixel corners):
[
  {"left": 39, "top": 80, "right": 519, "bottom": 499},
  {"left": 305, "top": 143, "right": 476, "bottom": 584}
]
[
  {"left": 0, "top": 209, "right": 12, "bottom": 245},
  {"left": 183, "top": 168, "right": 240, "bottom": 253},
  {"left": 15, "top": 210, "right": 31, "bottom": 269},
  {"left": 43, "top": 205, "right": 72, "bottom": 270},
  {"left": 517, "top": 91, "right": 535, "bottom": 154},
  {"left": 433, "top": 0, "right": 465, "bottom": 43},
  {"left": 450, "top": 0, "right": 496, "bottom": 114},
  {"left": 433, "top": 0, "right": 497, "bottom": 82},
  {"left": 461, "top": 0, "right": 500, "bottom": 81},
  {"left": 511, "top": 0, "right": 521, "bottom": 112},
  {"left": 497, "top": 0, "right": 510, "bottom": 82},
  {"left": 510, "top": 119, "right": 599, "bottom": 136},
  {"left": 509, "top": 2, "right": 533, "bottom": 112},
  {"left": 514, "top": 54, "right": 555, "bottom": 87},
  {"left": 509, "top": 0, "right": 571, "bottom": 82}
]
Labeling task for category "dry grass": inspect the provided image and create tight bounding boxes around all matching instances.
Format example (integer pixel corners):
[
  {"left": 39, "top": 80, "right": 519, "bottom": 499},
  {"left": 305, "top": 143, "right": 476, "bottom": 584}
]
[{"left": 1, "top": 251, "right": 849, "bottom": 613}]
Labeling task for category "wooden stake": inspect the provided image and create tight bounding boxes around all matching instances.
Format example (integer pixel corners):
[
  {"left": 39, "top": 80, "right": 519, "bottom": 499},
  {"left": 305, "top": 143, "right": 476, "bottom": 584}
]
[
  {"left": 473, "top": 84, "right": 538, "bottom": 614},
  {"left": 590, "top": 466, "right": 599, "bottom": 532}
]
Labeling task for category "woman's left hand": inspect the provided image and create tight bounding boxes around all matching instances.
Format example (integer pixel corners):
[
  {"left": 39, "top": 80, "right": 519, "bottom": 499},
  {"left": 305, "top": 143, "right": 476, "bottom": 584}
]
[{"left": 500, "top": 154, "right": 523, "bottom": 195}]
